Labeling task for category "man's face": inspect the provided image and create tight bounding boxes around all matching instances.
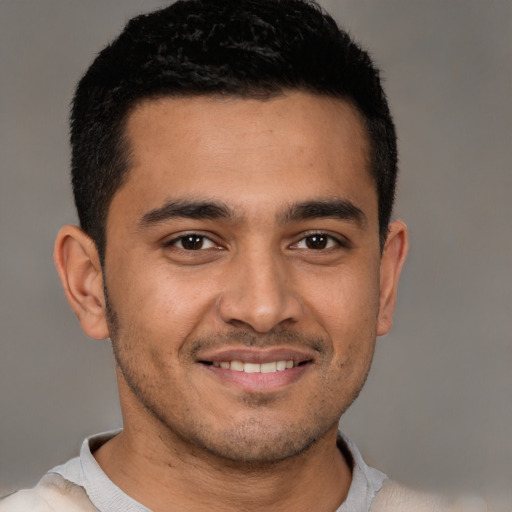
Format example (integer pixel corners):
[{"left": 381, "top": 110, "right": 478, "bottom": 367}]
[{"left": 103, "top": 92, "right": 386, "bottom": 462}]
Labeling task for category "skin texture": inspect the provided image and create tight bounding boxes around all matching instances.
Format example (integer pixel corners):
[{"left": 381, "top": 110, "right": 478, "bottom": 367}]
[{"left": 54, "top": 92, "right": 408, "bottom": 511}]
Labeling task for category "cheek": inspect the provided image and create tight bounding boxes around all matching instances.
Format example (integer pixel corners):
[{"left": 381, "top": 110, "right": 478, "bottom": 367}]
[
  {"left": 302, "top": 263, "right": 380, "bottom": 332},
  {"left": 107, "top": 257, "right": 219, "bottom": 350},
  {"left": 300, "top": 263, "right": 380, "bottom": 379}
]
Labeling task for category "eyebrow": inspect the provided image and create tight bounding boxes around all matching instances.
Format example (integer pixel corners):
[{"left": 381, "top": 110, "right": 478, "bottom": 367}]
[
  {"left": 139, "top": 199, "right": 236, "bottom": 227},
  {"left": 139, "top": 197, "right": 366, "bottom": 228},
  {"left": 281, "top": 199, "right": 367, "bottom": 226}
]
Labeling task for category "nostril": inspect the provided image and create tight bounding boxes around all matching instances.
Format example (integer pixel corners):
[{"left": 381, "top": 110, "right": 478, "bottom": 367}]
[{"left": 226, "top": 319, "right": 255, "bottom": 331}]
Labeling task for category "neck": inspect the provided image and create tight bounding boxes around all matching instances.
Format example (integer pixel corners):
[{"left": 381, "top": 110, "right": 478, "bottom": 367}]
[{"left": 94, "top": 421, "right": 351, "bottom": 512}]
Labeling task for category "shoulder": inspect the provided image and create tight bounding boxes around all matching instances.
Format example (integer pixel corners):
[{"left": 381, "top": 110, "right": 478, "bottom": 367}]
[
  {"left": 0, "top": 474, "right": 97, "bottom": 512},
  {"left": 371, "top": 480, "right": 452, "bottom": 512}
]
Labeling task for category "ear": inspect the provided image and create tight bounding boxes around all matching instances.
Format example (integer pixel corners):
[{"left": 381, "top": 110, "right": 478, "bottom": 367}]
[
  {"left": 377, "top": 220, "right": 409, "bottom": 336},
  {"left": 54, "top": 225, "right": 109, "bottom": 339}
]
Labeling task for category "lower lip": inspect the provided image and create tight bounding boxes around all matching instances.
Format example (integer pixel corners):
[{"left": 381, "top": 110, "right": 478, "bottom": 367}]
[{"left": 201, "top": 363, "right": 311, "bottom": 392}]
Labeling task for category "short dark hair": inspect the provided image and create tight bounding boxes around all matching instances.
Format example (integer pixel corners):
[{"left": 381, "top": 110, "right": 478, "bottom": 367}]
[{"left": 71, "top": 0, "right": 397, "bottom": 260}]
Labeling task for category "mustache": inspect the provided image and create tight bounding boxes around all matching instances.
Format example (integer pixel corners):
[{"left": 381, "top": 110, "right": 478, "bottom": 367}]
[{"left": 188, "top": 328, "right": 328, "bottom": 357}]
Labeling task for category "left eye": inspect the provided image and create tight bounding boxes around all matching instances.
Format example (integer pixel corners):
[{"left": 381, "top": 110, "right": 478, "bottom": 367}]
[
  {"left": 295, "top": 234, "right": 339, "bottom": 250},
  {"left": 168, "top": 235, "right": 217, "bottom": 250}
]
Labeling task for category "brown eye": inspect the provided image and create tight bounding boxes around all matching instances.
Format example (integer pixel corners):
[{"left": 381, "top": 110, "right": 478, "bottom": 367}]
[
  {"left": 305, "top": 235, "right": 329, "bottom": 249},
  {"left": 293, "top": 234, "right": 341, "bottom": 250},
  {"left": 169, "top": 235, "right": 217, "bottom": 250},
  {"left": 181, "top": 235, "right": 204, "bottom": 250}
]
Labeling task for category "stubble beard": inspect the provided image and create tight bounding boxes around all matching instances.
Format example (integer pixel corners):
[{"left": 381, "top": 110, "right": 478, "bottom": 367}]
[{"left": 104, "top": 287, "right": 373, "bottom": 467}]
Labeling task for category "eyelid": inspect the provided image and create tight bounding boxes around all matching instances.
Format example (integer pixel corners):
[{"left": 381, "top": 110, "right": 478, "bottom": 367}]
[
  {"left": 290, "top": 230, "right": 350, "bottom": 249},
  {"left": 162, "top": 231, "right": 223, "bottom": 250}
]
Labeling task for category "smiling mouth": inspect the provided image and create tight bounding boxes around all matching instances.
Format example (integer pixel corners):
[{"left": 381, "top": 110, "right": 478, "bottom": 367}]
[
  {"left": 200, "top": 359, "right": 311, "bottom": 374},
  {"left": 197, "top": 350, "right": 316, "bottom": 391}
]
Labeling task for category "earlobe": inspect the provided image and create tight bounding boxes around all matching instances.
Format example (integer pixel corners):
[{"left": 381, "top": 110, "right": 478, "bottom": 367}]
[
  {"left": 54, "top": 225, "right": 110, "bottom": 340},
  {"left": 377, "top": 220, "right": 409, "bottom": 336}
]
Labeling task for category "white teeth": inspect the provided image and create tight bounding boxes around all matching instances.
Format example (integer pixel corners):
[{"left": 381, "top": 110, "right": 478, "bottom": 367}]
[
  {"left": 230, "top": 360, "right": 244, "bottom": 372},
  {"left": 213, "top": 360, "right": 295, "bottom": 373},
  {"left": 260, "top": 362, "right": 277, "bottom": 373},
  {"left": 244, "top": 363, "right": 260, "bottom": 373}
]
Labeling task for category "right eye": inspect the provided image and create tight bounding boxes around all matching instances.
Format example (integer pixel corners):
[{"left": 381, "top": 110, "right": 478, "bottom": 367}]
[{"left": 166, "top": 234, "right": 218, "bottom": 251}]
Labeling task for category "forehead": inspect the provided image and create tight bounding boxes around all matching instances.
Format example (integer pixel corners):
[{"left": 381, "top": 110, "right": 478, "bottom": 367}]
[{"left": 113, "top": 92, "right": 375, "bottom": 223}]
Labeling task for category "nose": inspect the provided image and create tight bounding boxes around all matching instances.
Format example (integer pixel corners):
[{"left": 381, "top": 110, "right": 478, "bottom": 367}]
[{"left": 218, "top": 249, "right": 303, "bottom": 334}]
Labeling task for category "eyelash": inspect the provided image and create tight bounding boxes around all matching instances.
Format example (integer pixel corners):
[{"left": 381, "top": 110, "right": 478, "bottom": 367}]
[
  {"left": 164, "top": 232, "right": 348, "bottom": 251},
  {"left": 164, "top": 233, "right": 220, "bottom": 251},
  {"left": 292, "top": 232, "right": 346, "bottom": 251}
]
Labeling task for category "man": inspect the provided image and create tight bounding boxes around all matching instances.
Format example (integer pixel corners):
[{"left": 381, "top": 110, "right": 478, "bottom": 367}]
[{"left": 0, "top": 0, "right": 452, "bottom": 510}]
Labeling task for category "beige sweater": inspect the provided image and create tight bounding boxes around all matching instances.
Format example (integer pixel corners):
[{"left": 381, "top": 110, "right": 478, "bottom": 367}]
[
  {"left": 0, "top": 473, "right": 467, "bottom": 512},
  {"left": 0, "top": 474, "right": 97, "bottom": 512}
]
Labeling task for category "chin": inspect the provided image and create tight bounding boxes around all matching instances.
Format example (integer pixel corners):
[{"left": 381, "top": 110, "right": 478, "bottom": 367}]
[{"left": 183, "top": 416, "right": 336, "bottom": 465}]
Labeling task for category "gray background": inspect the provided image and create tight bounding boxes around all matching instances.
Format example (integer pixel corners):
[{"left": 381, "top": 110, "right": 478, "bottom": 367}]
[{"left": 1, "top": 0, "right": 510, "bottom": 509}]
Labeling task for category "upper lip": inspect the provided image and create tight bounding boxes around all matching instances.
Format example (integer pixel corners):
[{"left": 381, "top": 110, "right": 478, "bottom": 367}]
[{"left": 196, "top": 347, "right": 316, "bottom": 365}]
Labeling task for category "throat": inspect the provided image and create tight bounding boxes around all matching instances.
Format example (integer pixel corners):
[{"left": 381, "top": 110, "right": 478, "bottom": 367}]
[{"left": 93, "top": 425, "right": 351, "bottom": 512}]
